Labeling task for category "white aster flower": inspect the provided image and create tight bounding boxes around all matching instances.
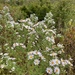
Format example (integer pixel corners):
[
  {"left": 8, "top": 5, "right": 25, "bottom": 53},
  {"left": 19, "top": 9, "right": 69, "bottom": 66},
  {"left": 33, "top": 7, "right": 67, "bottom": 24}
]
[
  {"left": 13, "top": 62, "right": 16, "bottom": 65},
  {"left": 11, "top": 67, "right": 15, "bottom": 71},
  {"left": 28, "top": 54, "right": 34, "bottom": 60},
  {"left": 0, "top": 64, "right": 5, "bottom": 69},
  {"left": 7, "top": 21, "right": 15, "bottom": 27},
  {"left": 3, "top": 6, "right": 9, "bottom": 12},
  {"left": 55, "top": 59, "right": 60, "bottom": 65},
  {"left": 54, "top": 67, "right": 60, "bottom": 74},
  {"left": 58, "top": 49, "right": 64, "bottom": 54},
  {"left": 61, "top": 59, "right": 67, "bottom": 66},
  {"left": 19, "top": 43, "right": 23, "bottom": 46},
  {"left": 4, "top": 43, "right": 8, "bottom": 46},
  {"left": 29, "top": 30, "right": 36, "bottom": 34},
  {"left": 46, "top": 47, "right": 51, "bottom": 51},
  {"left": 57, "top": 43, "right": 64, "bottom": 48},
  {"left": 57, "top": 34, "right": 62, "bottom": 37},
  {"left": 18, "top": 20, "right": 26, "bottom": 23},
  {"left": 8, "top": 57, "right": 16, "bottom": 60},
  {"left": 4, "top": 53, "right": 9, "bottom": 56},
  {"left": 49, "top": 59, "right": 56, "bottom": 66},
  {"left": 27, "top": 51, "right": 34, "bottom": 55},
  {"left": 11, "top": 47, "right": 14, "bottom": 49},
  {"left": 69, "top": 57, "right": 73, "bottom": 61},
  {"left": 0, "top": 53, "right": 3, "bottom": 55},
  {"left": 46, "top": 36, "right": 51, "bottom": 41},
  {"left": 33, "top": 50, "right": 38, "bottom": 55},
  {"left": 40, "top": 56, "right": 46, "bottom": 61},
  {"left": 37, "top": 51, "right": 42, "bottom": 56},
  {"left": 46, "top": 36, "right": 55, "bottom": 44},
  {"left": 32, "top": 42, "right": 35, "bottom": 46},
  {"left": 65, "top": 60, "right": 73, "bottom": 66},
  {"left": 50, "top": 36, "right": 55, "bottom": 44},
  {"left": 21, "top": 45, "right": 26, "bottom": 49},
  {"left": 13, "top": 43, "right": 19, "bottom": 48},
  {"left": 28, "top": 21, "right": 33, "bottom": 26},
  {"left": 34, "top": 59, "right": 40, "bottom": 65},
  {"left": 46, "top": 67, "right": 53, "bottom": 74},
  {"left": 50, "top": 52, "right": 57, "bottom": 57}
]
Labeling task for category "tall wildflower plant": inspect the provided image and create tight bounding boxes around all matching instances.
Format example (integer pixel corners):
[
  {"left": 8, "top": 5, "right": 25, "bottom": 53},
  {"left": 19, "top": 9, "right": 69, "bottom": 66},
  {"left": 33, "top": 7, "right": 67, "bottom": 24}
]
[
  {"left": 0, "top": 6, "right": 16, "bottom": 74},
  {"left": 0, "top": 6, "right": 73, "bottom": 75},
  {"left": 25, "top": 13, "right": 73, "bottom": 75}
]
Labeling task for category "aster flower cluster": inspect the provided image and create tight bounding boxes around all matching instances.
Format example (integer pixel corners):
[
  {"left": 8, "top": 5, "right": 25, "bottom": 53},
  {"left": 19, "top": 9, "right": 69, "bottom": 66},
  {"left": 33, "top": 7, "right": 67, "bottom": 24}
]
[
  {"left": 0, "top": 6, "right": 73, "bottom": 75},
  {"left": 25, "top": 11, "right": 73, "bottom": 75},
  {"left": 12, "top": 43, "right": 26, "bottom": 49},
  {"left": 46, "top": 58, "right": 73, "bottom": 75},
  {"left": 28, "top": 50, "right": 46, "bottom": 65},
  {"left": 0, "top": 52, "right": 16, "bottom": 72},
  {"left": 0, "top": 6, "right": 17, "bottom": 74}
]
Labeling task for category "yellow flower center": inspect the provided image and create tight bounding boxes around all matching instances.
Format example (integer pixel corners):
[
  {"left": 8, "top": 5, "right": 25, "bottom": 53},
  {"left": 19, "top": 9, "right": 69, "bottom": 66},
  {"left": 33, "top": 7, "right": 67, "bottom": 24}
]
[
  {"left": 52, "top": 61, "right": 54, "bottom": 64},
  {"left": 56, "top": 60, "right": 58, "bottom": 64},
  {"left": 56, "top": 69, "right": 58, "bottom": 72},
  {"left": 30, "top": 56, "right": 33, "bottom": 58},
  {"left": 48, "top": 70, "right": 50, "bottom": 72}
]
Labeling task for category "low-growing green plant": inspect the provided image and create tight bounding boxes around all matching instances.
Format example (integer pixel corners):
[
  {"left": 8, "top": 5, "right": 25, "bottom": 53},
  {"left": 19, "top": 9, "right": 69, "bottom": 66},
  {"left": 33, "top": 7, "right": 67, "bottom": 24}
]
[
  {"left": 51, "top": 0, "right": 75, "bottom": 34},
  {"left": 20, "top": 0, "right": 51, "bottom": 21}
]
